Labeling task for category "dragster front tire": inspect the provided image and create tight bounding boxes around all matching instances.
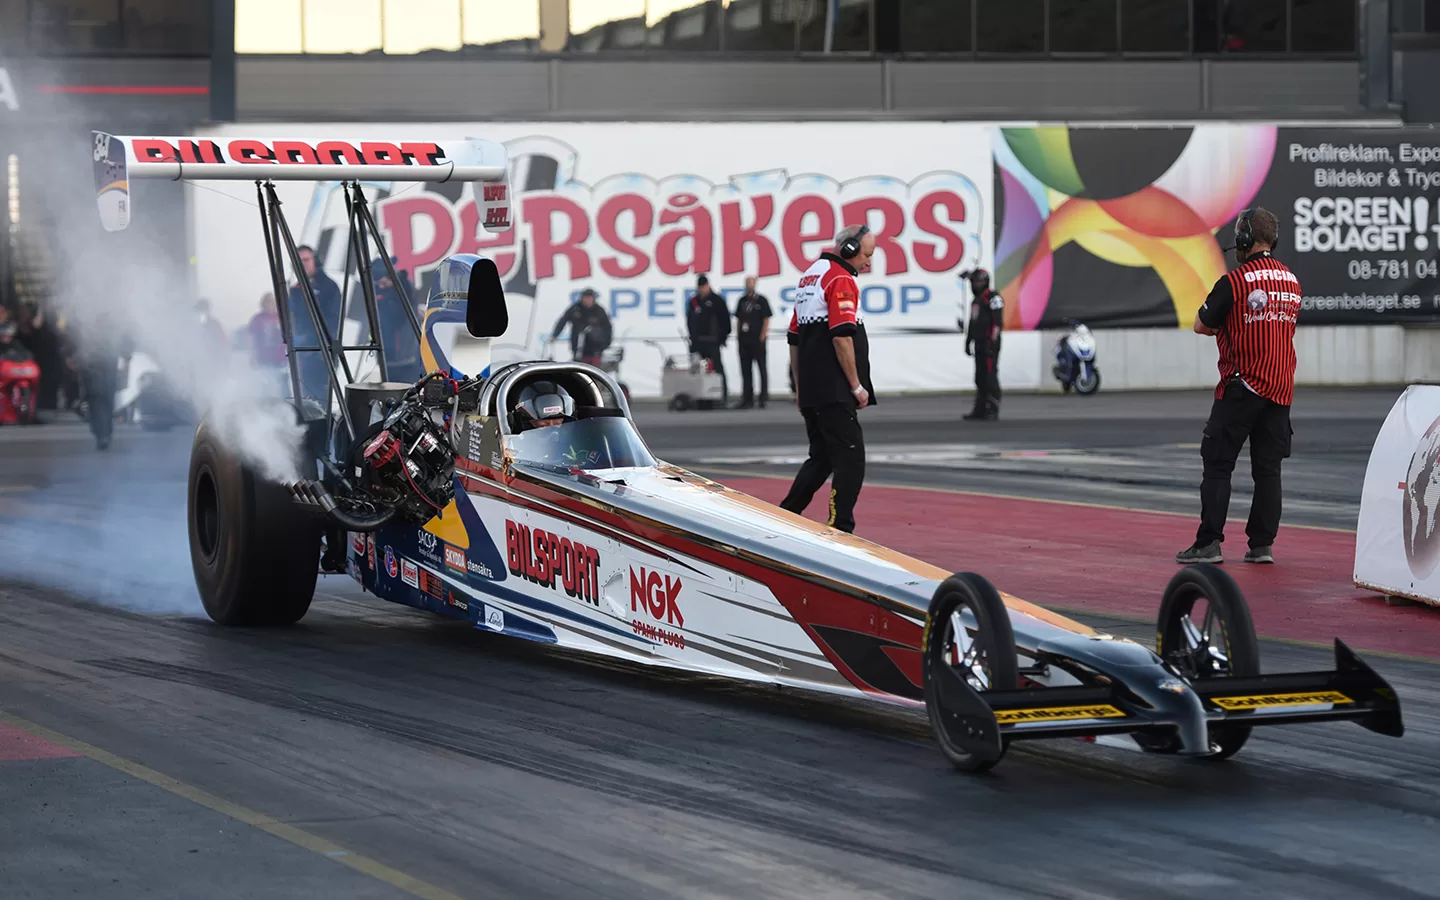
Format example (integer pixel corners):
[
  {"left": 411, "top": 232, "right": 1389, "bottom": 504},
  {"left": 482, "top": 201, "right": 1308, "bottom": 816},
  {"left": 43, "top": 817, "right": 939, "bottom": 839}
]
[
  {"left": 187, "top": 415, "right": 322, "bottom": 626},
  {"left": 1157, "top": 564, "right": 1260, "bottom": 759},
  {"left": 923, "top": 572, "right": 1019, "bottom": 773}
]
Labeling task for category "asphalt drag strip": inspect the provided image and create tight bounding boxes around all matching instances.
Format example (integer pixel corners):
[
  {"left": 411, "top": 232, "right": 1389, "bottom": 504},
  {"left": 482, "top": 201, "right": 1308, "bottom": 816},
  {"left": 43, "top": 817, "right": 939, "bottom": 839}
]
[{"left": 2, "top": 387, "right": 1438, "bottom": 899}]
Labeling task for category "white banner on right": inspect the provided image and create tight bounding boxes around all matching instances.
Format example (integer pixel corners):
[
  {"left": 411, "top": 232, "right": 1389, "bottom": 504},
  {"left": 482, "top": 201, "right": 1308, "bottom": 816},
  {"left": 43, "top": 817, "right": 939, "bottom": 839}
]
[{"left": 1355, "top": 385, "right": 1440, "bottom": 606}]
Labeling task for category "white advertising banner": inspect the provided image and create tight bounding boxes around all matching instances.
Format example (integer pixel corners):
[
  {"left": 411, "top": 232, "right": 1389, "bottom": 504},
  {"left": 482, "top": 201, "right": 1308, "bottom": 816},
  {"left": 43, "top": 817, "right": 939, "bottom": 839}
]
[
  {"left": 1355, "top": 384, "right": 1440, "bottom": 606},
  {"left": 188, "top": 122, "right": 998, "bottom": 399}
]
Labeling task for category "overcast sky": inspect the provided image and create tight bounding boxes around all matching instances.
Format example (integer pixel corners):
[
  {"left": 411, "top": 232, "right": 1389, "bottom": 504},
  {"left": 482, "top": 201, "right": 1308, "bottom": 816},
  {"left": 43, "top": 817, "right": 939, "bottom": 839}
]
[{"left": 235, "top": 0, "right": 707, "bottom": 53}]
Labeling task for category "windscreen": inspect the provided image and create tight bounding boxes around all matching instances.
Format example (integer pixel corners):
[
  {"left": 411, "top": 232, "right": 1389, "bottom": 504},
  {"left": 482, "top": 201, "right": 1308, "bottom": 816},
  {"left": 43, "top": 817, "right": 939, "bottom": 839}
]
[{"left": 506, "top": 416, "right": 656, "bottom": 471}]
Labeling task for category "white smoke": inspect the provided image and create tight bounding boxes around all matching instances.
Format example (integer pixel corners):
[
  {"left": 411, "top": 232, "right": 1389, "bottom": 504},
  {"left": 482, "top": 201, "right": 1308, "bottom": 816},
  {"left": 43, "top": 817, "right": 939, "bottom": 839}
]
[
  {"left": 16, "top": 95, "right": 308, "bottom": 484},
  {"left": 0, "top": 67, "right": 317, "bottom": 616}
]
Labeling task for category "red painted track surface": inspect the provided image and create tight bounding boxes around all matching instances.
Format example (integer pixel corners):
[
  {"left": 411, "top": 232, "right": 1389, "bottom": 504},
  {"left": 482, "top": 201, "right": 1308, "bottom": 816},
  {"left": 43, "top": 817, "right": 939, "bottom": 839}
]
[
  {"left": 720, "top": 477, "right": 1440, "bottom": 660},
  {"left": 0, "top": 721, "right": 79, "bottom": 763}
]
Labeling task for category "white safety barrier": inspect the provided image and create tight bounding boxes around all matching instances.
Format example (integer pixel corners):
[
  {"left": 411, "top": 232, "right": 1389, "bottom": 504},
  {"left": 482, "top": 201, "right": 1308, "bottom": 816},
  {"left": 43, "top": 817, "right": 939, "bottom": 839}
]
[{"left": 1355, "top": 384, "right": 1440, "bottom": 606}]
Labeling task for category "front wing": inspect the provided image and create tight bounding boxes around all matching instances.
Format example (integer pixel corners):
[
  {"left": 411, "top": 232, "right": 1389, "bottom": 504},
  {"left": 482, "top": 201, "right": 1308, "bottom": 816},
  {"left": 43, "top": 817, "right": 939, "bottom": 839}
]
[{"left": 933, "top": 639, "right": 1403, "bottom": 762}]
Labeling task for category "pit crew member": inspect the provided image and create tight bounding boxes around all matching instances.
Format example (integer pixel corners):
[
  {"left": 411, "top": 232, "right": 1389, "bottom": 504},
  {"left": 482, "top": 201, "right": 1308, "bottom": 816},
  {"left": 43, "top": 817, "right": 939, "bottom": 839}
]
[
  {"left": 1177, "top": 207, "right": 1299, "bottom": 566},
  {"left": 778, "top": 225, "right": 877, "bottom": 534},
  {"left": 734, "top": 276, "right": 773, "bottom": 409},
  {"left": 549, "top": 288, "right": 612, "bottom": 366},
  {"left": 962, "top": 268, "right": 1003, "bottom": 421},
  {"left": 686, "top": 275, "right": 731, "bottom": 404}
]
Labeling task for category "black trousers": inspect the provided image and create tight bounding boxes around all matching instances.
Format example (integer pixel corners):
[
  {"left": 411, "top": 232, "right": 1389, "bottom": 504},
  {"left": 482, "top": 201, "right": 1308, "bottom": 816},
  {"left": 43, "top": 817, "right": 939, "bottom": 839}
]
[
  {"left": 970, "top": 343, "right": 1001, "bottom": 417},
  {"left": 692, "top": 339, "right": 727, "bottom": 402},
  {"left": 738, "top": 339, "right": 767, "bottom": 406},
  {"left": 83, "top": 359, "right": 117, "bottom": 443},
  {"left": 780, "top": 403, "right": 866, "bottom": 533},
  {"left": 1197, "top": 377, "right": 1293, "bottom": 549}
]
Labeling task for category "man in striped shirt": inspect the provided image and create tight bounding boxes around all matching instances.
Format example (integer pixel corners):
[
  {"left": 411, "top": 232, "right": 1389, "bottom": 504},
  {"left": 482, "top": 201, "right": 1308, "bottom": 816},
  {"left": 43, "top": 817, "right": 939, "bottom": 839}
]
[{"left": 1177, "top": 208, "right": 1299, "bottom": 566}]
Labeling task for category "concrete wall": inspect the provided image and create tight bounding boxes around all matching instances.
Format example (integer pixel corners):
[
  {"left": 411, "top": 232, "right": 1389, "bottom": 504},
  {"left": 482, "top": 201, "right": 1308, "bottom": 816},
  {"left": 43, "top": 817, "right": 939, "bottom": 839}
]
[
  {"left": 234, "top": 56, "right": 1375, "bottom": 122},
  {"left": 1018, "top": 325, "right": 1436, "bottom": 394}
]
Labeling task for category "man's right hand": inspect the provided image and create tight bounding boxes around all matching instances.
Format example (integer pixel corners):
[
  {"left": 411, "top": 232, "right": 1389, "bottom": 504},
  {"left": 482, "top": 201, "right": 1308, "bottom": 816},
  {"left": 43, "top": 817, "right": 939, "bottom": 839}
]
[{"left": 853, "top": 386, "right": 870, "bottom": 409}]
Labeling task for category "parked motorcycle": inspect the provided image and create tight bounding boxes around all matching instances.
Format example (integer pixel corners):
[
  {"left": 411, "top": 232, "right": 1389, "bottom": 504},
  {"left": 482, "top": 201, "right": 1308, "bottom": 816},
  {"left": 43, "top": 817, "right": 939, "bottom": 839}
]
[
  {"left": 0, "top": 324, "right": 41, "bottom": 425},
  {"left": 1052, "top": 319, "right": 1101, "bottom": 395}
]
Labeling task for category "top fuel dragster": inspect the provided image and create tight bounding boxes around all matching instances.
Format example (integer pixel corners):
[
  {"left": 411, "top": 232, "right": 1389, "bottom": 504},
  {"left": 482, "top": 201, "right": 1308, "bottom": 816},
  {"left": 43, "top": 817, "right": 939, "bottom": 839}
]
[{"left": 95, "top": 131, "right": 1404, "bottom": 772}]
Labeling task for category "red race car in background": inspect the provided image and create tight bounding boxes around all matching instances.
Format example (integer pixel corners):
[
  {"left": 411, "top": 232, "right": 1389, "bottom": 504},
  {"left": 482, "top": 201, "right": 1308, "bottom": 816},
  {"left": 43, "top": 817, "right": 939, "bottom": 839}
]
[{"left": 0, "top": 322, "right": 40, "bottom": 426}]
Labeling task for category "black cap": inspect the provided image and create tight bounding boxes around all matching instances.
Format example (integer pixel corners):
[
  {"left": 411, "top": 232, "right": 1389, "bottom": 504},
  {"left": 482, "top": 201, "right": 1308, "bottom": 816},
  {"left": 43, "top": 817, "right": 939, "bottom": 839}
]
[
  {"left": 579, "top": 287, "right": 598, "bottom": 298},
  {"left": 696, "top": 274, "right": 709, "bottom": 287}
]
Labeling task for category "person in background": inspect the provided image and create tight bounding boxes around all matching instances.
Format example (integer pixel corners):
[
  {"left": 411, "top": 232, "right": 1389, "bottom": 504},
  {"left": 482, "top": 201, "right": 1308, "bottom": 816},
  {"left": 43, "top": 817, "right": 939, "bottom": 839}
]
[
  {"left": 1177, "top": 208, "right": 1299, "bottom": 566},
  {"left": 16, "top": 303, "right": 62, "bottom": 413},
  {"left": 686, "top": 274, "right": 731, "bottom": 404},
  {"left": 962, "top": 268, "right": 1004, "bottom": 421},
  {"left": 78, "top": 324, "right": 130, "bottom": 452},
  {"left": 241, "top": 292, "right": 288, "bottom": 393},
  {"left": 352, "top": 259, "right": 422, "bottom": 383},
  {"left": 549, "top": 287, "right": 612, "bottom": 366},
  {"left": 288, "top": 245, "right": 343, "bottom": 404},
  {"left": 733, "top": 276, "right": 773, "bottom": 409},
  {"left": 195, "top": 299, "right": 229, "bottom": 363}
]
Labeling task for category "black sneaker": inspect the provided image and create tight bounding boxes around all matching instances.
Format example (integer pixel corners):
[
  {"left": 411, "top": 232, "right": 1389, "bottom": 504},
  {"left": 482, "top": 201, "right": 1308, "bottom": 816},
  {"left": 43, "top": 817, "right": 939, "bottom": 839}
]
[
  {"left": 1176, "top": 541, "right": 1222, "bottom": 564},
  {"left": 1244, "top": 546, "right": 1274, "bottom": 564}
]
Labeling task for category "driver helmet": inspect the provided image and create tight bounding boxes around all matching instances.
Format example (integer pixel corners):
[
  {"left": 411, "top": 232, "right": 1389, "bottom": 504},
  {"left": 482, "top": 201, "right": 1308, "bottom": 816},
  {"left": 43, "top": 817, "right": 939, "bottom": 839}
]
[
  {"left": 963, "top": 268, "right": 991, "bottom": 293},
  {"left": 511, "top": 380, "right": 576, "bottom": 432}
]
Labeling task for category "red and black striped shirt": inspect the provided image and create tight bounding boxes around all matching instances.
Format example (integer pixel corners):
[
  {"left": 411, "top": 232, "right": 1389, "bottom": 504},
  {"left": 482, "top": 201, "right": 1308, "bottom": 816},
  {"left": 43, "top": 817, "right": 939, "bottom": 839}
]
[{"left": 1197, "top": 251, "right": 1302, "bottom": 406}]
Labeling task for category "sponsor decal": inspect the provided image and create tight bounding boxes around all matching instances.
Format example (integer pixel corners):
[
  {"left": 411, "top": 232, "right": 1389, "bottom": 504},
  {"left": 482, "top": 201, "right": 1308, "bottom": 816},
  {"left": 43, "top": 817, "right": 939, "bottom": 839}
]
[
  {"left": 350, "top": 533, "right": 366, "bottom": 555},
  {"left": 419, "top": 568, "right": 445, "bottom": 599},
  {"left": 1246, "top": 288, "right": 1268, "bottom": 312},
  {"left": 384, "top": 546, "right": 398, "bottom": 579},
  {"left": 484, "top": 605, "right": 505, "bottom": 632},
  {"left": 632, "top": 619, "right": 685, "bottom": 649},
  {"left": 347, "top": 560, "right": 363, "bottom": 582},
  {"left": 1210, "top": 691, "right": 1353, "bottom": 711},
  {"left": 630, "top": 567, "right": 684, "bottom": 627},
  {"left": 401, "top": 559, "right": 419, "bottom": 588},
  {"left": 367, "top": 534, "right": 377, "bottom": 571},
  {"left": 505, "top": 520, "right": 601, "bottom": 606},
  {"left": 467, "top": 559, "right": 496, "bottom": 579},
  {"left": 993, "top": 705, "right": 1127, "bottom": 724},
  {"left": 445, "top": 544, "right": 466, "bottom": 572},
  {"left": 417, "top": 528, "right": 441, "bottom": 564},
  {"left": 491, "top": 452, "right": 503, "bottom": 469},
  {"left": 446, "top": 591, "right": 469, "bottom": 612},
  {"left": 131, "top": 137, "right": 450, "bottom": 168}
]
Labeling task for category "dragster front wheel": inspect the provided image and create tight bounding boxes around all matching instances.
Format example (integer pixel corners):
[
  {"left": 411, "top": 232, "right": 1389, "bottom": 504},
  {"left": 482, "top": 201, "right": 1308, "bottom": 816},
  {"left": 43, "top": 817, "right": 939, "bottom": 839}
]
[
  {"left": 923, "top": 572, "right": 1019, "bottom": 773},
  {"left": 1156, "top": 563, "right": 1260, "bottom": 759},
  {"left": 188, "top": 414, "right": 322, "bottom": 626}
]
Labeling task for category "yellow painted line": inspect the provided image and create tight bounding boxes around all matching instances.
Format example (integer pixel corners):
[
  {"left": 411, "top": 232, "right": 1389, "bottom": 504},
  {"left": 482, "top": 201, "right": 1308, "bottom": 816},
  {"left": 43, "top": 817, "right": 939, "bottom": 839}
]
[
  {"left": 693, "top": 465, "right": 1357, "bottom": 535},
  {"left": 0, "top": 710, "right": 464, "bottom": 900}
]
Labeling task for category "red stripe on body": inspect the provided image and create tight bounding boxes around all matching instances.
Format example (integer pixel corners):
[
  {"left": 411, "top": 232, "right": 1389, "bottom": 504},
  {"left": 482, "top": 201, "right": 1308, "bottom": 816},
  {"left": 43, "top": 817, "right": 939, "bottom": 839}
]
[{"left": 462, "top": 469, "right": 921, "bottom": 695}]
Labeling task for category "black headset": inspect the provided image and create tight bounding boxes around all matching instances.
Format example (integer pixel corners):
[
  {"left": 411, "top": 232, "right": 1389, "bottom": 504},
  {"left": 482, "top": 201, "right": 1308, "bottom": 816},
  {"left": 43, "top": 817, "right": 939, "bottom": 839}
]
[
  {"left": 1231, "top": 208, "right": 1277, "bottom": 255},
  {"left": 838, "top": 225, "right": 870, "bottom": 260}
]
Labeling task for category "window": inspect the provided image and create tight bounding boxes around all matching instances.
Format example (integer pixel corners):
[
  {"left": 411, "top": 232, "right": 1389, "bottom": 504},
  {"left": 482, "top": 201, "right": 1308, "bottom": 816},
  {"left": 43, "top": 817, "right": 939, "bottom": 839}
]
[
  {"left": 29, "top": 0, "right": 124, "bottom": 52},
  {"left": 123, "top": 1, "right": 212, "bottom": 54},
  {"left": 302, "top": 0, "right": 381, "bottom": 53},
  {"left": 1120, "top": 0, "right": 1189, "bottom": 53},
  {"left": 1050, "top": 0, "right": 1116, "bottom": 53},
  {"left": 648, "top": 0, "right": 721, "bottom": 51},
  {"left": 1210, "top": 0, "right": 1286, "bottom": 52},
  {"left": 0, "top": 0, "right": 28, "bottom": 55},
  {"left": 236, "top": 0, "right": 302, "bottom": 53},
  {"left": 384, "top": 0, "right": 461, "bottom": 54},
  {"left": 1291, "top": 0, "right": 1356, "bottom": 52},
  {"left": 723, "top": 0, "right": 798, "bottom": 51},
  {"left": 461, "top": 0, "right": 540, "bottom": 51},
  {"left": 976, "top": 0, "right": 1043, "bottom": 52},
  {"left": 569, "top": 0, "right": 647, "bottom": 51},
  {"left": 797, "top": 0, "right": 873, "bottom": 53},
  {"left": 898, "top": 0, "right": 972, "bottom": 53}
]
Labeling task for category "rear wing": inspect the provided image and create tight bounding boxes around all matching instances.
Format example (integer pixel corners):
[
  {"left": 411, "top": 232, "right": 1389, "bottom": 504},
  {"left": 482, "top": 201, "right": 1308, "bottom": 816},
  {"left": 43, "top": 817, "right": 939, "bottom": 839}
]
[{"left": 90, "top": 131, "right": 512, "bottom": 233}]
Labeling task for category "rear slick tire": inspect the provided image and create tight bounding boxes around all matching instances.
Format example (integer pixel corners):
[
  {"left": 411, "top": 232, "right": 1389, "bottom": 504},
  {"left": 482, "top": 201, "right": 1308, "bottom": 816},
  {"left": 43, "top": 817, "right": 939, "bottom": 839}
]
[
  {"left": 187, "top": 416, "right": 322, "bottom": 626},
  {"left": 923, "top": 572, "right": 1019, "bottom": 773}
]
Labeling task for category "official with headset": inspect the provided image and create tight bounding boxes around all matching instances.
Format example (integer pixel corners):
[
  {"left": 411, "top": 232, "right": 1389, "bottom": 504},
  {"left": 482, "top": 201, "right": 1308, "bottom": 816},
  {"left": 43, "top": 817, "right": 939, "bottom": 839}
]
[
  {"left": 1176, "top": 207, "right": 1301, "bottom": 566},
  {"left": 779, "top": 224, "right": 877, "bottom": 534}
]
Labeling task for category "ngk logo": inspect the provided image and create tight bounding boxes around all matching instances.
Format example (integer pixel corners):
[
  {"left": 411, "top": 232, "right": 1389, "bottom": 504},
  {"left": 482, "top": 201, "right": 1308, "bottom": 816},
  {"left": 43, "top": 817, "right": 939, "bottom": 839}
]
[{"left": 630, "top": 567, "right": 683, "bottom": 627}]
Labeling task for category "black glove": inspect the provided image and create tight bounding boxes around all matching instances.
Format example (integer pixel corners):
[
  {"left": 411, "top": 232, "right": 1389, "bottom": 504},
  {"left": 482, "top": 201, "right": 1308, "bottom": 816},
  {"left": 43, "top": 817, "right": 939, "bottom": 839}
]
[{"left": 964, "top": 342, "right": 973, "bottom": 357}]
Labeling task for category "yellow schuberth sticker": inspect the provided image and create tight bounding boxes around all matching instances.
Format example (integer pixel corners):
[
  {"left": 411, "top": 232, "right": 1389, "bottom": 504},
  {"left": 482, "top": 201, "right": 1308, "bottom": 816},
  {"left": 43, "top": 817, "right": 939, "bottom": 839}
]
[
  {"left": 1211, "top": 691, "right": 1353, "bottom": 711},
  {"left": 995, "top": 705, "right": 1127, "bottom": 724}
]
